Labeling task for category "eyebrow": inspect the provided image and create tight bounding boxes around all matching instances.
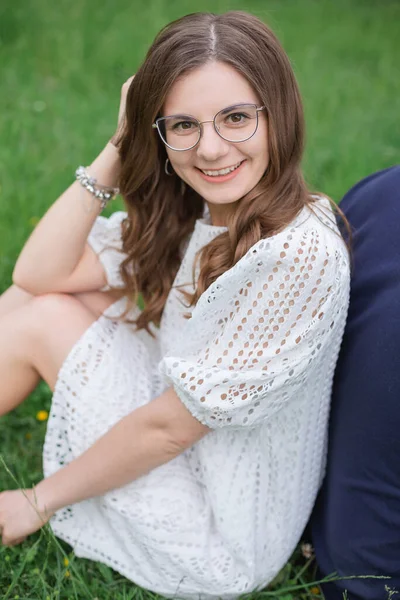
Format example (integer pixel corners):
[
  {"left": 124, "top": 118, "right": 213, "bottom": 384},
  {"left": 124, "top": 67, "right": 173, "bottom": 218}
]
[
  {"left": 219, "top": 103, "right": 254, "bottom": 115},
  {"left": 163, "top": 103, "right": 256, "bottom": 118}
]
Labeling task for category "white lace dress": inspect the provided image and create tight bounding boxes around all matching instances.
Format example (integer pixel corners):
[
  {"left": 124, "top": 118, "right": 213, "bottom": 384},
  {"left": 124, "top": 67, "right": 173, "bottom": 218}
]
[{"left": 43, "top": 197, "right": 350, "bottom": 600}]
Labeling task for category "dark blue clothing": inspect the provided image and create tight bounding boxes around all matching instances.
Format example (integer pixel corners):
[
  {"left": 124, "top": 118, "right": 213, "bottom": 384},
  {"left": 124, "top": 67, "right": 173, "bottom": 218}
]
[{"left": 311, "top": 166, "right": 400, "bottom": 600}]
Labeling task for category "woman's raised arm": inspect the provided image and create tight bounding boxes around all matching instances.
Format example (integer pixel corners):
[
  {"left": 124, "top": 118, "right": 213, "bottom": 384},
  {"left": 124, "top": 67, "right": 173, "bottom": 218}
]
[
  {"left": 12, "top": 76, "right": 135, "bottom": 295},
  {"left": 12, "top": 142, "right": 121, "bottom": 294}
]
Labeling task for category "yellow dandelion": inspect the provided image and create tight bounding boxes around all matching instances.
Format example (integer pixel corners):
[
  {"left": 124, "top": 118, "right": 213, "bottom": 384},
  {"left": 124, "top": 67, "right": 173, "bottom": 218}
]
[
  {"left": 64, "top": 569, "right": 71, "bottom": 578},
  {"left": 310, "top": 586, "right": 320, "bottom": 595},
  {"left": 36, "top": 410, "right": 49, "bottom": 422},
  {"left": 29, "top": 216, "right": 40, "bottom": 227},
  {"left": 63, "top": 557, "right": 69, "bottom": 567},
  {"left": 25, "top": 432, "right": 32, "bottom": 440}
]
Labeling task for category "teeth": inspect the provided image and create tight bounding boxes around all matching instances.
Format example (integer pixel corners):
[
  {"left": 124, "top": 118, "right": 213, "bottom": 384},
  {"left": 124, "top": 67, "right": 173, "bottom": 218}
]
[{"left": 201, "top": 161, "right": 242, "bottom": 177}]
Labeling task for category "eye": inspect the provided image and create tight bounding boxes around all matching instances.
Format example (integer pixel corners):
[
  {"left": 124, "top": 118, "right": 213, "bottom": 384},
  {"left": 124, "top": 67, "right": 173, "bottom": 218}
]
[
  {"left": 225, "top": 112, "right": 250, "bottom": 125},
  {"left": 172, "top": 120, "right": 197, "bottom": 133}
]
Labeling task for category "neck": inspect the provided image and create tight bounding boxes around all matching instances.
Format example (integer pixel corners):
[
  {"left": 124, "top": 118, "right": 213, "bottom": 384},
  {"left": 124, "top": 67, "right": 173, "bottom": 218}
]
[{"left": 206, "top": 202, "right": 234, "bottom": 227}]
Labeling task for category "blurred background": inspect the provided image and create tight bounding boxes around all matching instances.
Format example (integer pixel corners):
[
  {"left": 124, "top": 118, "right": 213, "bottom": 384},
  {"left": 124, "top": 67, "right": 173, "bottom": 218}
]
[{"left": 0, "top": 0, "right": 399, "bottom": 285}]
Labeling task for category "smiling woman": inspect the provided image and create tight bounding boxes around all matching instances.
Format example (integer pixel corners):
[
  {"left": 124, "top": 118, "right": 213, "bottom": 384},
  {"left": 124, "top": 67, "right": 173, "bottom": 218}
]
[
  {"left": 0, "top": 10, "right": 350, "bottom": 600},
  {"left": 159, "top": 63, "right": 269, "bottom": 225}
]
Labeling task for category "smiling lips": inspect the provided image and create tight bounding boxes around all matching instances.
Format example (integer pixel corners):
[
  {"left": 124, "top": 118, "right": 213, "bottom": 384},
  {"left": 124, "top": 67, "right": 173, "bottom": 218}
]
[{"left": 199, "top": 160, "right": 244, "bottom": 177}]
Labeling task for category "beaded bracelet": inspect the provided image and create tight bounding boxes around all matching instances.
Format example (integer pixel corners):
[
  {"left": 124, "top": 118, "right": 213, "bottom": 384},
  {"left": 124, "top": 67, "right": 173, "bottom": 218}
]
[{"left": 75, "top": 166, "right": 120, "bottom": 211}]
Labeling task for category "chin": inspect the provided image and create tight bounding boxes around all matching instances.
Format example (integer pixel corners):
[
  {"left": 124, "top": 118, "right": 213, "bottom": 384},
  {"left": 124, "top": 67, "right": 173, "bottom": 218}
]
[
  {"left": 202, "top": 186, "right": 249, "bottom": 202},
  {"left": 200, "top": 192, "right": 242, "bottom": 205}
]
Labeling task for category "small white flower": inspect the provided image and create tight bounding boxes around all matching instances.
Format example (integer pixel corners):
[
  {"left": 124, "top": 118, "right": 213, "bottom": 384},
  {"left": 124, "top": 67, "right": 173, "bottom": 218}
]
[{"left": 301, "top": 542, "right": 314, "bottom": 559}]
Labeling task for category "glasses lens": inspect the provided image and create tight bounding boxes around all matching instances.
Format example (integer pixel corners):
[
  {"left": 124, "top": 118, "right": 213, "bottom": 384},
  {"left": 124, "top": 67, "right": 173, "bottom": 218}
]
[
  {"left": 215, "top": 104, "right": 259, "bottom": 142},
  {"left": 158, "top": 116, "right": 200, "bottom": 150}
]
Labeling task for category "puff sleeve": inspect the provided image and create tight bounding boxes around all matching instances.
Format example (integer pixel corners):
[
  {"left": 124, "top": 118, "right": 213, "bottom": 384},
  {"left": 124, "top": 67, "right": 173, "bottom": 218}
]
[
  {"left": 158, "top": 221, "right": 349, "bottom": 429},
  {"left": 87, "top": 211, "right": 128, "bottom": 290}
]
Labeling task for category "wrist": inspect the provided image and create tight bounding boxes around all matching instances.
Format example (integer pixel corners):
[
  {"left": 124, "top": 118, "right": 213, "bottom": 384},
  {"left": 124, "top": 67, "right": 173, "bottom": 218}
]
[
  {"left": 75, "top": 166, "right": 119, "bottom": 211},
  {"left": 88, "top": 142, "right": 122, "bottom": 190},
  {"left": 34, "top": 479, "right": 60, "bottom": 516}
]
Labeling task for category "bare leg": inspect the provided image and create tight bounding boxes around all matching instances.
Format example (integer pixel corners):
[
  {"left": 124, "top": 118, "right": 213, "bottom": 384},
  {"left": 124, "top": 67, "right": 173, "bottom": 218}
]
[
  {"left": 0, "top": 285, "right": 34, "bottom": 319},
  {"left": 0, "top": 284, "right": 121, "bottom": 320},
  {"left": 0, "top": 290, "right": 120, "bottom": 416}
]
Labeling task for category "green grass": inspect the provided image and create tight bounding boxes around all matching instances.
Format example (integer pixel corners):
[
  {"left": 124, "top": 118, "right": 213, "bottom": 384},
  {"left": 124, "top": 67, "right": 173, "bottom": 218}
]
[{"left": 0, "top": 0, "right": 399, "bottom": 597}]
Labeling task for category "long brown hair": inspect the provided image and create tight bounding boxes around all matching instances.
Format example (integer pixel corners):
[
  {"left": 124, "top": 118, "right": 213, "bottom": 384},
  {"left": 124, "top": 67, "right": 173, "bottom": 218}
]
[{"left": 112, "top": 11, "right": 349, "bottom": 337}]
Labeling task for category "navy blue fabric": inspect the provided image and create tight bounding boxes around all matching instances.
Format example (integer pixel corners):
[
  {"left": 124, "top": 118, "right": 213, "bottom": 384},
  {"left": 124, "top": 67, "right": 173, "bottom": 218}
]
[{"left": 311, "top": 166, "right": 400, "bottom": 600}]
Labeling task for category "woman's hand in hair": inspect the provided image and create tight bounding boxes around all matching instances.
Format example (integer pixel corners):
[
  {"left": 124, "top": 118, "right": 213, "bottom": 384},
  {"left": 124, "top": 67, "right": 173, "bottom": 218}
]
[{"left": 110, "top": 75, "right": 135, "bottom": 147}]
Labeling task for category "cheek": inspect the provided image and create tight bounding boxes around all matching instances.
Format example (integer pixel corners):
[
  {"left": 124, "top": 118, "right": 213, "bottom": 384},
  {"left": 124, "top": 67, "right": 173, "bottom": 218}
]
[
  {"left": 247, "top": 142, "right": 269, "bottom": 183},
  {"left": 255, "top": 137, "right": 269, "bottom": 171},
  {"left": 248, "top": 141, "right": 269, "bottom": 171},
  {"left": 168, "top": 153, "right": 196, "bottom": 182}
]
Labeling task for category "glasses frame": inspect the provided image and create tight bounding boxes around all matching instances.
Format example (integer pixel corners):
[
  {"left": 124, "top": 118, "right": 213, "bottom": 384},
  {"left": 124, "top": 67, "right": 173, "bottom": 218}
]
[{"left": 152, "top": 103, "right": 266, "bottom": 152}]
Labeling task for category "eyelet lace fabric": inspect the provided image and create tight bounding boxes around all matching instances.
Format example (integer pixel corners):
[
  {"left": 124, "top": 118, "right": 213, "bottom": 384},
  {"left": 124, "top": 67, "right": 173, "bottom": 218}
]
[{"left": 43, "top": 197, "right": 350, "bottom": 600}]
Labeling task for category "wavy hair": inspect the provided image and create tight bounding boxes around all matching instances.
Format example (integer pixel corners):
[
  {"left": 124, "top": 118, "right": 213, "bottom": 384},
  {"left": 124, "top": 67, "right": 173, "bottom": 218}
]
[{"left": 111, "top": 11, "right": 349, "bottom": 337}]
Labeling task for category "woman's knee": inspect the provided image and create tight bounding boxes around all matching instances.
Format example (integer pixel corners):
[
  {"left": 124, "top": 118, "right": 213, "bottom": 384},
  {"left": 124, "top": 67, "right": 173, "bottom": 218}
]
[
  {"left": 26, "top": 293, "right": 96, "bottom": 336},
  {"left": 73, "top": 290, "right": 121, "bottom": 319},
  {"left": 0, "top": 285, "right": 119, "bottom": 321},
  {"left": 21, "top": 293, "right": 98, "bottom": 389},
  {"left": 0, "top": 284, "right": 34, "bottom": 318},
  {"left": 29, "top": 292, "right": 83, "bottom": 319}
]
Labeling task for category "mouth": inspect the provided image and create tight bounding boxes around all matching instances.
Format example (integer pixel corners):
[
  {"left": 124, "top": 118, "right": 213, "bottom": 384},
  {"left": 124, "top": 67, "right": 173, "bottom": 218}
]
[{"left": 196, "top": 160, "right": 246, "bottom": 183}]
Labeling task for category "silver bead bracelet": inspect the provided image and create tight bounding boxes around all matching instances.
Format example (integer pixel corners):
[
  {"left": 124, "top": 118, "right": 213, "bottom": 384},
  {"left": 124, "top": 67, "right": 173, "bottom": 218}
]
[{"left": 75, "top": 166, "right": 120, "bottom": 211}]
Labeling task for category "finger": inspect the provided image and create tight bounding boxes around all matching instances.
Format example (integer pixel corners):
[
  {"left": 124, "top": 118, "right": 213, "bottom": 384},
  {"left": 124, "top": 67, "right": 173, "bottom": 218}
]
[
  {"left": 8, "top": 536, "right": 26, "bottom": 547},
  {"left": 2, "top": 533, "right": 25, "bottom": 547},
  {"left": 2, "top": 531, "right": 11, "bottom": 546}
]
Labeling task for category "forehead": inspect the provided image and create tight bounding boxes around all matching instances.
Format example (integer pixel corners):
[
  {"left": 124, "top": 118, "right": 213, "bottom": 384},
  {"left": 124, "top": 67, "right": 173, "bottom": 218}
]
[{"left": 162, "top": 61, "right": 260, "bottom": 117}]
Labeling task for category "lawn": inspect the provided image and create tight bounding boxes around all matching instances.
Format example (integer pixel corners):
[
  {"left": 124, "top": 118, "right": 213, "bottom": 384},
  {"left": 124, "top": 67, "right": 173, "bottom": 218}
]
[{"left": 0, "top": 0, "right": 399, "bottom": 598}]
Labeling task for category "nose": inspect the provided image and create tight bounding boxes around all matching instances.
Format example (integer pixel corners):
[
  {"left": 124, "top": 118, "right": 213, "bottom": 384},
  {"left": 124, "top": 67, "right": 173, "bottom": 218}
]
[{"left": 196, "top": 122, "right": 230, "bottom": 162}]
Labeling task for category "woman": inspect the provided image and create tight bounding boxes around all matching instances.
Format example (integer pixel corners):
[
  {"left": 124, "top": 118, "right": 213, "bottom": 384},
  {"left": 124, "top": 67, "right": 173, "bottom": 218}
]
[{"left": 0, "top": 11, "right": 350, "bottom": 599}]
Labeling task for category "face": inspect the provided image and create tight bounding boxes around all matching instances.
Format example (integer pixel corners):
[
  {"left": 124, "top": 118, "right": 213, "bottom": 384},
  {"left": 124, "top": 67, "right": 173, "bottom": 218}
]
[{"left": 161, "top": 62, "right": 269, "bottom": 226}]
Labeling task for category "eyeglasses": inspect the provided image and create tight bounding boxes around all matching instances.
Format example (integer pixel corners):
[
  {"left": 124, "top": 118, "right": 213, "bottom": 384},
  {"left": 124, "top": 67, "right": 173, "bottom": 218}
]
[{"left": 152, "top": 103, "right": 266, "bottom": 152}]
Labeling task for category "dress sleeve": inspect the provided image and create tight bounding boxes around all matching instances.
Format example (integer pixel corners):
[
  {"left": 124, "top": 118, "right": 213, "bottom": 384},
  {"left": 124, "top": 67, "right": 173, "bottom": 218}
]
[
  {"left": 87, "top": 211, "right": 128, "bottom": 290},
  {"left": 159, "top": 221, "right": 349, "bottom": 429}
]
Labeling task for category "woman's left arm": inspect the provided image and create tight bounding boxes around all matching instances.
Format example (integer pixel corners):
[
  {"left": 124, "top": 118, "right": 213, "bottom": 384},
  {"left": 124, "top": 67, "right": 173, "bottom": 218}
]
[{"left": 0, "top": 387, "right": 210, "bottom": 546}]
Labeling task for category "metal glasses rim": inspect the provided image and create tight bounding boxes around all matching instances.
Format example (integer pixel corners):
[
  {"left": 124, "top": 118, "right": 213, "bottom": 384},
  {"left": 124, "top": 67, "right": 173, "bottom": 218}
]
[{"left": 152, "top": 104, "right": 266, "bottom": 152}]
